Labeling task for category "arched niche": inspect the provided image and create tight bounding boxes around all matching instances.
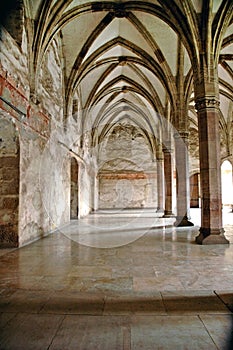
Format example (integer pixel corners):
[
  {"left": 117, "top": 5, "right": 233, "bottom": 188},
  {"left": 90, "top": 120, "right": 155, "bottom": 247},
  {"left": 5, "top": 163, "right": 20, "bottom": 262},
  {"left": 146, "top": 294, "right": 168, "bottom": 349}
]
[{"left": 0, "top": 116, "right": 20, "bottom": 247}]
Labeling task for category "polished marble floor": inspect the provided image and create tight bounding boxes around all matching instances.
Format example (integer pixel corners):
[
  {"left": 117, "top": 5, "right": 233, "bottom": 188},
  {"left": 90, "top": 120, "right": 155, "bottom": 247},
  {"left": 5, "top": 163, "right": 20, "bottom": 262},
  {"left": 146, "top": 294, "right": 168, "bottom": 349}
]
[{"left": 0, "top": 208, "right": 233, "bottom": 349}]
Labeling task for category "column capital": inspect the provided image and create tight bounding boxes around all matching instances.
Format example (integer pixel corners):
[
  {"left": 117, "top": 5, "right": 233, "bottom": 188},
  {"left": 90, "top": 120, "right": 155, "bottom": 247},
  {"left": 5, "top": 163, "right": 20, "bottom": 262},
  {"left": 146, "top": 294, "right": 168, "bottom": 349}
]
[
  {"left": 156, "top": 150, "right": 164, "bottom": 161},
  {"left": 162, "top": 147, "right": 173, "bottom": 154},
  {"left": 174, "top": 131, "right": 189, "bottom": 140},
  {"left": 162, "top": 141, "right": 172, "bottom": 153},
  {"left": 195, "top": 96, "right": 220, "bottom": 112}
]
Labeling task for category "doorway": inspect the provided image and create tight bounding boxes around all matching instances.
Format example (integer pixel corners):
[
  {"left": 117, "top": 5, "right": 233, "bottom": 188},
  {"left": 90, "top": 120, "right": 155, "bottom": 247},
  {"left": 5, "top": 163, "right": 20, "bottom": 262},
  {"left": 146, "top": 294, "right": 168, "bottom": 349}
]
[
  {"left": 221, "top": 160, "right": 233, "bottom": 207},
  {"left": 70, "top": 157, "right": 79, "bottom": 219},
  {"left": 190, "top": 173, "right": 199, "bottom": 208}
]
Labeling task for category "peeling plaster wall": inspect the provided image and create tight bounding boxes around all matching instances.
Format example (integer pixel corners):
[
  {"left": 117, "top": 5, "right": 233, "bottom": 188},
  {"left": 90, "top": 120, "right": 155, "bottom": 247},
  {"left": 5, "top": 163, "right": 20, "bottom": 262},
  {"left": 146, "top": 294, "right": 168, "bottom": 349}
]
[
  {"left": 0, "top": 26, "right": 29, "bottom": 98},
  {"left": 19, "top": 131, "right": 48, "bottom": 246},
  {"left": 18, "top": 35, "right": 71, "bottom": 245},
  {"left": 38, "top": 38, "right": 63, "bottom": 121},
  {"left": 0, "top": 24, "right": 73, "bottom": 246},
  {"left": 19, "top": 129, "right": 71, "bottom": 246},
  {"left": 99, "top": 175, "right": 156, "bottom": 209}
]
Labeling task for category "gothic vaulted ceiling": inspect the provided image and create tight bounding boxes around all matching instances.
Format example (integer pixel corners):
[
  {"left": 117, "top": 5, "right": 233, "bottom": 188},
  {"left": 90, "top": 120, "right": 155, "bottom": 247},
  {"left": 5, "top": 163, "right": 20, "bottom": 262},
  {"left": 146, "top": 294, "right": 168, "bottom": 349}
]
[{"left": 18, "top": 1, "right": 233, "bottom": 154}]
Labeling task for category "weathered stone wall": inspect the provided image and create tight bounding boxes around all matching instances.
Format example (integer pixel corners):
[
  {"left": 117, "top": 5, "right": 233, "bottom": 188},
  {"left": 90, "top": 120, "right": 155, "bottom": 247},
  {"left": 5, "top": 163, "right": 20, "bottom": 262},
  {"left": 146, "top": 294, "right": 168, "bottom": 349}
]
[
  {"left": 99, "top": 174, "right": 156, "bottom": 209},
  {"left": 18, "top": 35, "right": 71, "bottom": 245},
  {"left": 0, "top": 23, "right": 74, "bottom": 246},
  {"left": 0, "top": 26, "right": 29, "bottom": 97},
  {"left": 0, "top": 117, "right": 19, "bottom": 247},
  {"left": 38, "top": 37, "right": 63, "bottom": 121}
]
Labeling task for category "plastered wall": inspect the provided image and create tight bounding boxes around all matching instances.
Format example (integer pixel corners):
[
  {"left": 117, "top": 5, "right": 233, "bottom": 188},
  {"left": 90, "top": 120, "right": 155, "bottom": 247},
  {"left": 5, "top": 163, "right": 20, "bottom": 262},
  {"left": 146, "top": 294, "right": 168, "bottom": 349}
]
[{"left": 0, "top": 24, "right": 91, "bottom": 246}]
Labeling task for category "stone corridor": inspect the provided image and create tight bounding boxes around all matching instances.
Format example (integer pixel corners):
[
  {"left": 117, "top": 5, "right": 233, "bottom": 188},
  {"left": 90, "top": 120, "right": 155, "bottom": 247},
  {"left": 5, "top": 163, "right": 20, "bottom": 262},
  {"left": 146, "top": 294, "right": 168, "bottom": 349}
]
[{"left": 0, "top": 1, "right": 233, "bottom": 348}]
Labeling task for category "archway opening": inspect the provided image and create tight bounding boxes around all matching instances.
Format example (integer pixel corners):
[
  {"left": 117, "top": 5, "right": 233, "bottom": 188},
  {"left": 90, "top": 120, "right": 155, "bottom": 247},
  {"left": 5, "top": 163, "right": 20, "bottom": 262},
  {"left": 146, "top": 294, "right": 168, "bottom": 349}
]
[
  {"left": 221, "top": 160, "right": 233, "bottom": 208},
  {"left": 70, "top": 157, "right": 79, "bottom": 219},
  {"left": 190, "top": 173, "right": 199, "bottom": 208}
]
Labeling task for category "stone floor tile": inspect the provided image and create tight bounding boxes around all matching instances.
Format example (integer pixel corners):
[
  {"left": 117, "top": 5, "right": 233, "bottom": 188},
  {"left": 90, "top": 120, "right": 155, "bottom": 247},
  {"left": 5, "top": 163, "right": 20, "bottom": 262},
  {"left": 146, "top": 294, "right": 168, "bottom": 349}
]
[
  {"left": 67, "top": 276, "right": 133, "bottom": 293},
  {"left": 49, "top": 315, "right": 130, "bottom": 350},
  {"left": 0, "top": 313, "right": 17, "bottom": 328},
  {"left": 111, "top": 266, "right": 132, "bottom": 278},
  {"left": 67, "top": 265, "right": 112, "bottom": 278},
  {"left": 133, "top": 277, "right": 185, "bottom": 292},
  {"left": 200, "top": 314, "right": 233, "bottom": 350},
  {"left": 30, "top": 276, "right": 70, "bottom": 291},
  {"left": 0, "top": 313, "right": 63, "bottom": 350},
  {"left": 0, "top": 249, "right": 16, "bottom": 257},
  {"left": 132, "top": 266, "right": 156, "bottom": 277},
  {"left": 131, "top": 315, "right": 218, "bottom": 349},
  {"left": 161, "top": 291, "right": 231, "bottom": 315}
]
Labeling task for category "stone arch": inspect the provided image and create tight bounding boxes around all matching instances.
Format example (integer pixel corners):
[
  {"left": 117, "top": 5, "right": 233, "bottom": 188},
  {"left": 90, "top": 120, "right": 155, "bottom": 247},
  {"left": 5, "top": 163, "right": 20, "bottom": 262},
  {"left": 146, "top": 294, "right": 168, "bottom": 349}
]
[{"left": 0, "top": 116, "right": 20, "bottom": 247}]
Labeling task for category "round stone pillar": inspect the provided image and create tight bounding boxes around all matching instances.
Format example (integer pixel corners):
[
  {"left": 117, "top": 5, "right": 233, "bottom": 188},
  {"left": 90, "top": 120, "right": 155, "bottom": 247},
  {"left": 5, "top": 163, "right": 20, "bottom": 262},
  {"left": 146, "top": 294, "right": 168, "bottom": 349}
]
[{"left": 174, "top": 131, "right": 193, "bottom": 227}]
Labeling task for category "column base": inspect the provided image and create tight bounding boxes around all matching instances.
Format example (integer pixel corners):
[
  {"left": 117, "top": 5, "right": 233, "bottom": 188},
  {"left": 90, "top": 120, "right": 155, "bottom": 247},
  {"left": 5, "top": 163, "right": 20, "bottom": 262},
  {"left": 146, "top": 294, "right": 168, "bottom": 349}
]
[
  {"left": 195, "top": 228, "right": 229, "bottom": 245},
  {"left": 162, "top": 211, "right": 175, "bottom": 218},
  {"left": 156, "top": 208, "right": 164, "bottom": 214},
  {"left": 174, "top": 216, "right": 194, "bottom": 227}
]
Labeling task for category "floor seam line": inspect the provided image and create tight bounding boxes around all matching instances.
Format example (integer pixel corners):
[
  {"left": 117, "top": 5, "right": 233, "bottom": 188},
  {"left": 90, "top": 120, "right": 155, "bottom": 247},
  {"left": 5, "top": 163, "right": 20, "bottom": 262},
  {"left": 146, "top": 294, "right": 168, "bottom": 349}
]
[
  {"left": 102, "top": 295, "right": 106, "bottom": 315},
  {"left": 198, "top": 314, "right": 220, "bottom": 350},
  {"left": 160, "top": 291, "right": 168, "bottom": 314},
  {"left": 47, "top": 314, "right": 66, "bottom": 350},
  {"left": 214, "top": 290, "right": 233, "bottom": 313}
]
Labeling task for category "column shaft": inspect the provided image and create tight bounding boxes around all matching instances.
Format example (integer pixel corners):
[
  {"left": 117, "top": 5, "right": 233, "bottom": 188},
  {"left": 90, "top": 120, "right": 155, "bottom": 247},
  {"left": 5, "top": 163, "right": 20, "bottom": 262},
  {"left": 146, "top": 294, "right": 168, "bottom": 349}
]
[
  {"left": 156, "top": 157, "right": 164, "bottom": 213},
  {"left": 195, "top": 97, "right": 229, "bottom": 244},
  {"left": 174, "top": 132, "right": 193, "bottom": 226},
  {"left": 163, "top": 149, "right": 174, "bottom": 217}
]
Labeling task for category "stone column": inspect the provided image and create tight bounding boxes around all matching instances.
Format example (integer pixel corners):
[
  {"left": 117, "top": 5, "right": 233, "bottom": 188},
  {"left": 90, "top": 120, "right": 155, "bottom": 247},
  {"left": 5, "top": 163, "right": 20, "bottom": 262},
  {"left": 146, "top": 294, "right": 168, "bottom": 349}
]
[
  {"left": 156, "top": 151, "right": 164, "bottom": 213},
  {"left": 195, "top": 97, "right": 229, "bottom": 244},
  {"left": 174, "top": 132, "right": 193, "bottom": 226},
  {"left": 93, "top": 174, "right": 99, "bottom": 212},
  {"left": 162, "top": 146, "right": 174, "bottom": 217}
]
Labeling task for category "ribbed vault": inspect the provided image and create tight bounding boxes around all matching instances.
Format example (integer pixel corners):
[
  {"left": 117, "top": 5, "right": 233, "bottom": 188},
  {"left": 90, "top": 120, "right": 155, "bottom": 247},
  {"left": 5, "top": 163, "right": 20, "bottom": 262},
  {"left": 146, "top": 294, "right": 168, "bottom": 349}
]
[{"left": 20, "top": 1, "right": 231, "bottom": 157}]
